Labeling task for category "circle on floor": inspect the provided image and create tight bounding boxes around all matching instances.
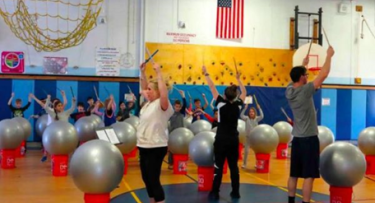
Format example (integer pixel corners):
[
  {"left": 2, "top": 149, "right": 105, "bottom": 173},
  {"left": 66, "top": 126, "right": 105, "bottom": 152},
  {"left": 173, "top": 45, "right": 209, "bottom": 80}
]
[{"left": 111, "top": 183, "right": 329, "bottom": 203}]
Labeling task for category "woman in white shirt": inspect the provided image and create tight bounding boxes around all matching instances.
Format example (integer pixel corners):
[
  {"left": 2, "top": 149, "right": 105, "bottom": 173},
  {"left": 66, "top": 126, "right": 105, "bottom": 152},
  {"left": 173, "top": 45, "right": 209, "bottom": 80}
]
[{"left": 137, "top": 62, "right": 174, "bottom": 203}]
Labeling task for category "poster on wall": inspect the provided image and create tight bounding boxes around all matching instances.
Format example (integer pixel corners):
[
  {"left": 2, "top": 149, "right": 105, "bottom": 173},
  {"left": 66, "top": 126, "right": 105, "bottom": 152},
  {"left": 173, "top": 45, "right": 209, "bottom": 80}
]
[
  {"left": 96, "top": 47, "right": 121, "bottom": 76},
  {"left": 1, "top": 51, "right": 25, "bottom": 74},
  {"left": 43, "top": 57, "right": 68, "bottom": 74}
]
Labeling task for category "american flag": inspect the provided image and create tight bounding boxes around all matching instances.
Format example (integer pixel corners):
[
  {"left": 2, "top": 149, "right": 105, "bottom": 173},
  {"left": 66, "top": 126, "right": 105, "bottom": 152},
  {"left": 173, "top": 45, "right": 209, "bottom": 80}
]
[{"left": 216, "top": 0, "right": 244, "bottom": 39}]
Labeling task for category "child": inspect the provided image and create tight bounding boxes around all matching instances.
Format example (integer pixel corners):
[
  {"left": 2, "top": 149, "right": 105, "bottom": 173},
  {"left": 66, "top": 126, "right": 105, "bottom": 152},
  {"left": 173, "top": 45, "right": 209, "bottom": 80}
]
[
  {"left": 192, "top": 94, "right": 209, "bottom": 122},
  {"left": 203, "top": 109, "right": 219, "bottom": 129},
  {"left": 202, "top": 65, "right": 246, "bottom": 200},
  {"left": 116, "top": 101, "right": 130, "bottom": 121},
  {"left": 240, "top": 103, "right": 264, "bottom": 169},
  {"left": 168, "top": 90, "right": 187, "bottom": 169},
  {"left": 87, "top": 97, "right": 103, "bottom": 117},
  {"left": 127, "top": 95, "right": 138, "bottom": 116},
  {"left": 8, "top": 92, "right": 32, "bottom": 118},
  {"left": 70, "top": 102, "right": 89, "bottom": 122},
  {"left": 40, "top": 94, "right": 76, "bottom": 162},
  {"left": 103, "top": 95, "right": 116, "bottom": 126}
]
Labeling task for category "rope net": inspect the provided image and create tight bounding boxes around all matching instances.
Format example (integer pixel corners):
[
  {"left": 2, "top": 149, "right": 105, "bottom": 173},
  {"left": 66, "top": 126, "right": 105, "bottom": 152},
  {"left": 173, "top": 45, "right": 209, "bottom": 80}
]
[{"left": 0, "top": 0, "right": 103, "bottom": 52}]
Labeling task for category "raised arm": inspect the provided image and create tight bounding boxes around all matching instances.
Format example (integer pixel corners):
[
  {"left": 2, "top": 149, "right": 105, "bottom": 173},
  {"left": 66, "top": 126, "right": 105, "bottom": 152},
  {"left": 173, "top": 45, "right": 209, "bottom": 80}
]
[
  {"left": 313, "top": 46, "right": 334, "bottom": 89},
  {"left": 107, "top": 95, "right": 114, "bottom": 110},
  {"left": 210, "top": 98, "right": 215, "bottom": 110},
  {"left": 153, "top": 63, "right": 169, "bottom": 111},
  {"left": 202, "top": 93, "right": 209, "bottom": 110},
  {"left": 202, "top": 66, "right": 219, "bottom": 99},
  {"left": 236, "top": 72, "right": 246, "bottom": 101},
  {"left": 240, "top": 104, "right": 249, "bottom": 120},
  {"left": 44, "top": 95, "right": 55, "bottom": 115},
  {"left": 140, "top": 63, "right": 148, "bottom": 91},
  {"left": 179, "top": 90, "right": 187, "bottom": 114},
  {"left": 30, "top": 94, "right": 45, "bottom": 108},
  {"left": 256, "top": 104, "right": 264, "bottom": 122},
  {"left": 8, "top": 92, "right": 14, "bottom": 106},
  {"left": 65, "top": 97, "right": 77, "bottom": 115},
  {"left": 60, "top": 90, "right": 67, "bottom": 109}
]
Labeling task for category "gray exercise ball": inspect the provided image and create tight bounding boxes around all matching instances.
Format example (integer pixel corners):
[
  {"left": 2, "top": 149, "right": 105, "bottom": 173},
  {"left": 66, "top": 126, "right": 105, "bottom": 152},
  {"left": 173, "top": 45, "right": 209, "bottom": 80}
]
[
  {"left": 273, "top": 121, "right": 293, "bottom": 144},
  {"left": 70, "top": 140, "right": 124, "bottom": 193},
  {"left": 184, "top": 117, "right": 193, "bottom": 128},
  {"left": 35, "top": 114, "right": 48, "bottom": 137},
  {"left": 238, "top": 119, "right": 246, "bottom": 144},
  {"left": 75, "top": 116, "right": 98, "bottom": 142},
  {"left": 42, "top": 121, "right": 78, "bottom": 155},
  {"left": 89, "top": 115, "right": 104, "bottom": 129},
  {"left": 12, "top": 117, "right": 32, "bottom": 140},
  {"left": 168, "top": 127, "right": 195, "bottom": 154},
  {"left": 189, "top": 131, "right": 215, "bottom": 166},
  {"left": 318, "top": 126, "right": 335, "bottom": 152},
  {"left": 358, "top": 127, "right": 375, "bottom": 155},
  {"left": 0, "top": 119, "right": 24, "bottom": 149},
  {"left": 111, "top": 122, "right": 137, "bottom": 154},
  {"left": 124, "top": 116, "right": 140, "bottom": 129},
  {"left": 188, "top": 120, "right": 212, "bottom": 135},
  {"left": 320, "top": 142, "right": 366, "bottom": 187},
  {"left": 249, "top": 124, "right": 279, "bottom": 154}
]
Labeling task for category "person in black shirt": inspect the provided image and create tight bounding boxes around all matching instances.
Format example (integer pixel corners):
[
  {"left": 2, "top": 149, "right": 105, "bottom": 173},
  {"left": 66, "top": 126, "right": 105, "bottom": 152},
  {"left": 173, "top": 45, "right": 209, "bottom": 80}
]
[
  {"left": 70, "top": 102, "right": 89, "bottom": 122},
  {"left": 116, "top": 101, "right": 131, "bottom": 121},
  {"left": 8, "top": 92, "right": 32, "bottom": 118},
  {"left": 202, "top": 65, "right": 247, "bottom": 200}
]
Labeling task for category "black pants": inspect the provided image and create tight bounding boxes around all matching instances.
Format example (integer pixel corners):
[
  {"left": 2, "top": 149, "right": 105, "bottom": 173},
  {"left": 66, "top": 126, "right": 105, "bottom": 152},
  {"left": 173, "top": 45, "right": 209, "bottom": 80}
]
[
  {"left": 139, "top": 147, "right": 168, "bottom": 202},
  {"left": 211, "top": 139, "right": 240, "bottom": 193}
]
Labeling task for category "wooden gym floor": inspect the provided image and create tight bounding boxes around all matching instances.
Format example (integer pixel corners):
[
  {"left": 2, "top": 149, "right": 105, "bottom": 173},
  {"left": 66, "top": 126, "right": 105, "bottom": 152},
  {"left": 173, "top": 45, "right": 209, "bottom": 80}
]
[{"left": 0, "top": 149, "right": 374, "bottom": 203}]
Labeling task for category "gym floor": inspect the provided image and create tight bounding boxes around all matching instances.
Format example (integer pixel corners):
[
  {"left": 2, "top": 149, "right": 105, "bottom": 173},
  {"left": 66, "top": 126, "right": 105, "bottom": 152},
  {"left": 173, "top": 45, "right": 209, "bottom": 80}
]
[{"left": 1, "top": 149, "right": 374, "bottom": 203}]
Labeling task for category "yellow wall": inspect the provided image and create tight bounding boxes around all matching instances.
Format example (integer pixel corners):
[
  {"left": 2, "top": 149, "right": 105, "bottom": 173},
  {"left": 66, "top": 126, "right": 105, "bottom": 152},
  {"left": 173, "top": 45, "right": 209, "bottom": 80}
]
[{"left": 145, "top": 42, "right": 297, "bottom": 87}]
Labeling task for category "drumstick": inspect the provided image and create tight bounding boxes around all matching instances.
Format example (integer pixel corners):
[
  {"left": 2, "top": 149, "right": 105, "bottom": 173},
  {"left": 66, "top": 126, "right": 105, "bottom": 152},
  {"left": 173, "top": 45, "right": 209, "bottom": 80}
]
[
  {"left": 70, "top": 86, "right": 75, "bottom": 98},
  {"left": 42, "top": 89, "right": 48, "bottom": 96},
  {"left": 127, "top": 85, "right": 133, "bottom": 94},
  {"left": 281, "top": 107, "right": 290, "bottom": 119},
  {"left": 307, "top": 40, "right": 313, "bottom": 56},
  {"left": 253, "top": 94, "right": 259, "bottom": 106},
  {"left": 104, "top": 86, "right": 110, "bottom": 96},
  {"left": 93, "top": 86, "right": 99, "bottom": 100},
  {"left": 322, "top": 27, "right": 331, "bottom": 47},
  {"left": 145, "top": 47, "right": 156, "bottom": 63},
  {"left": 233, "top": 57, "right": 238, "bottom": 74}
]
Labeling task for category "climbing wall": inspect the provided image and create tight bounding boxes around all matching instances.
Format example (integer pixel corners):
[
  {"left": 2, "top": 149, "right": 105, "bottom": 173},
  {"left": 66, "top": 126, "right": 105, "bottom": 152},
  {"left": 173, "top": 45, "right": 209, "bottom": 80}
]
[{"left": 145, "top": 43, "right": 298, "bottom": 87}]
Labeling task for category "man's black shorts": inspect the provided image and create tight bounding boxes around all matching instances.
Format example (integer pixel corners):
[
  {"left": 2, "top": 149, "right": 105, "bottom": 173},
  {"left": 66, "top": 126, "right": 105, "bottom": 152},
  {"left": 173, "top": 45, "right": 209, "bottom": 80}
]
[{"left": 290, "top": 135, "right": 320, "bottom": 178}]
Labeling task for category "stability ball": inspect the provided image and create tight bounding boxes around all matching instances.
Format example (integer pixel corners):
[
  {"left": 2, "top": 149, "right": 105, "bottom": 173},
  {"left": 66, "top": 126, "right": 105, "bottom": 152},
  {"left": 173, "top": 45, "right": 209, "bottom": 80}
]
[
  {"left": 12, "top": 117, "right": 32, "bottom": 140},
  {"left": 184, "top": 117, "right": 193, "bottom": 128},
  {"left": 89, "top": 114, "right": 105, "bottom": 129},
  {"left": 320, "top": 142, "right": 366, "bottom": 187},
  {"left": 43, "top": 121, "right": 78, "bottom": 155},
  {"left": 238, "top": 119, "right": 246, "bottom": 144},
  {"left": 35, "top": 114, "right": 48, "bottom": 137},
  {"left": 358, "top": 127, "right": 375, "bottom": 155},
  {"left": 124, "top": 116, "right": 140, "bottom": 129},
  {"left": 273, "top": 121, "right": 293, "bottom": 144},
  {"left": 70, "top": 140, "right": 124, "bottom": 193},
  {"left": 111, "top": 122, "right": 137, "bottom": 154},
  {"left": 188, "top": 120, "right": 212, "bottom": 135},
  {"left": 75, "top": 116, "right": 97, "bottom": 142},
  {"left": 189, "top": 131, "right": 215, "bottom": 166},
  {"left": 0, "top": 119, "right": 24, "bottom": 149},
  {"left": 318, "top": 126, "right": 335, "bottom": 152},
  {"left": 168, "top": 127, "right": 194, "bottom": 154},
  {"left": 249, "top": 124, "right": 279, "bottom": 154}
]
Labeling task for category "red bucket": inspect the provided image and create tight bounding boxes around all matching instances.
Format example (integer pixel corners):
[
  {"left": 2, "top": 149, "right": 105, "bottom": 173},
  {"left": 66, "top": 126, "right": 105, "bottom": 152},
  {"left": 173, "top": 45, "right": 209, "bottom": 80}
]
[
  {"left": 51, "top": 155, "right": 69, "bottom": 176},
  {"left": 197, "top": 166, "right": 214, "bottom": 191}
]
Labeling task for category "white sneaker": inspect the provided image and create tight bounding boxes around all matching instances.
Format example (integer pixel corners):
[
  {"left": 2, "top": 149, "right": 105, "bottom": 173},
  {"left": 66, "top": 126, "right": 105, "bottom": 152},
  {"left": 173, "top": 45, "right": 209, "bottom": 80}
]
[{"left": 241, "top": 164, "right": 246, "bottom": 169}]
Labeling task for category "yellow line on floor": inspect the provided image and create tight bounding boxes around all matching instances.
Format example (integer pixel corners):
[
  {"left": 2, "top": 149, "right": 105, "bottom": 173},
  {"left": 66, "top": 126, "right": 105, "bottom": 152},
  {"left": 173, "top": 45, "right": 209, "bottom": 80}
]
[
  {"left": 121, "top": 178, "right": 142, "bottom": 203},
  {"left": 243, "top": 172, "right": 316, "bottom": 203}
]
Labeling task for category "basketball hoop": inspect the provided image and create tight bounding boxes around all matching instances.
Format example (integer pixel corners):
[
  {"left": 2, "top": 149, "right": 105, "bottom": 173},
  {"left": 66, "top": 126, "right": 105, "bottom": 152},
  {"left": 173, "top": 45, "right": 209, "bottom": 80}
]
[{"left": 308, "top": 67, "right": 321, "bottom": 75}]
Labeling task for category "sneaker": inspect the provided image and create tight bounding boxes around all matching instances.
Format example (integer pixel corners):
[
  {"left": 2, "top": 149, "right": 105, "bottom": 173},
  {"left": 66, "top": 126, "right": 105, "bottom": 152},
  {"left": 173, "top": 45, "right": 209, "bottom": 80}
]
[
  {"left": 230, "top": 191, "right": 241, "bottom": 199},
  {"left": 41, "top": 156, "right": 47, "bottom": 162},
  {"left": 241, "top": 164, "right": 246, "bottom": 169},
  {"left": 208, "top": 191, "right": 219, "bottom": 200}
]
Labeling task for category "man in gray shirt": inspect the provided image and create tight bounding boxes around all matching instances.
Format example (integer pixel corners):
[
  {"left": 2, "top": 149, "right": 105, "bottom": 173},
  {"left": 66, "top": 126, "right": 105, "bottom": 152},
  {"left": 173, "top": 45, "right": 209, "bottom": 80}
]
[{"left": 286, "top": 46, "right": 334, "bottom": 203}]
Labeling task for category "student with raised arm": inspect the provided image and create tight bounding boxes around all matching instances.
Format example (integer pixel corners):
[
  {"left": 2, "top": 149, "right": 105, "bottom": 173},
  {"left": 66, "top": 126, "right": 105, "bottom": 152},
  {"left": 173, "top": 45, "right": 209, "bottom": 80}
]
[
  {"left": 137, "top": 62, "right": 174, "bottom": 203},
  {"left": 286, "top": 46, "right": 334, "bottom": 203},
  {"left": 8, "top": 92, "right": 32, "bottom": 118},
  {"left": 202, "top": 65, "right": 246, "bottom": 200},
  {"left": 240, "top": 102, "right": 264, "bottom": 169}
]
